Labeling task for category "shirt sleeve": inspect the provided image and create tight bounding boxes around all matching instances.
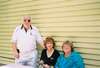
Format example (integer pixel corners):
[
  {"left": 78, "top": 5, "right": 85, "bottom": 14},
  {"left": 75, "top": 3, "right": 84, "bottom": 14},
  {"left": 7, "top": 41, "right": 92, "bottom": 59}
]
[
  {"left": 53, "top": 50, "right": 60, "bottom": 65},
  {"left": 35, "top": 29, "right": 43, "bottom": 45},
  {"left": 11, "top": 27, "right": 18, "bottom": 44},
  {"left": 75, "top": 55, "right": 85, "bottom": 68},
  {"left": 54, "top": 55, "right": 60, "bottom": 68},
  {"left": 71, "top": 53, "right": 85, "bottom": 68},
  {"left": 40, "top": 49, "right": 45, "bottom": 60},
  {"left": 40, "top": 49, "right": 46, "bottom": 64}
]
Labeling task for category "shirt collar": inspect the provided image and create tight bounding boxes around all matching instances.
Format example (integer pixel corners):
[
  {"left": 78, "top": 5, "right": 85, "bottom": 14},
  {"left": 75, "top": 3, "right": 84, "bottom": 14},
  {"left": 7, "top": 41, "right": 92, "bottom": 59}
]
[{"left": 21, "top": 24, "right": 32, "bottom": 30}]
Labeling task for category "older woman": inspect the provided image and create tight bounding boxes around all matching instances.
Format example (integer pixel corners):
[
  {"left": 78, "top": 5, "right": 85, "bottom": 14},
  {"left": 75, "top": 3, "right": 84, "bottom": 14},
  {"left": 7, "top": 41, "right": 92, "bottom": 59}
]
[
  {"left": 55, "top": 41, "right": 85, "bottom": 68},
  {"left": 40, "top": 37, "right": 60, "bottom": 68}
]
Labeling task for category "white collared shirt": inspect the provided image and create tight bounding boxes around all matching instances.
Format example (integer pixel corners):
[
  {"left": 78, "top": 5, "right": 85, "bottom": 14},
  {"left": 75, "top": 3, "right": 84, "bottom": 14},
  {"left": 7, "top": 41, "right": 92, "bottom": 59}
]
[{"left": 11, "top": 25, "right": 43, "bottom": 53}]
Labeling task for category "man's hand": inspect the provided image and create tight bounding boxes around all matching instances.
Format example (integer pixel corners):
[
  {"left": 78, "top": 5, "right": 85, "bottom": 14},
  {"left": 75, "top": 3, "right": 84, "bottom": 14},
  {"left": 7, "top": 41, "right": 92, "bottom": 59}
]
[
  {"left": 12, "top": 43, "right": 19, "bottom": 59},
  {"left": 43, "top": 64, "right": 50, "bottom": 68},
  {"left": 13, "top": 51, "right": 19, "bottom": 59}
]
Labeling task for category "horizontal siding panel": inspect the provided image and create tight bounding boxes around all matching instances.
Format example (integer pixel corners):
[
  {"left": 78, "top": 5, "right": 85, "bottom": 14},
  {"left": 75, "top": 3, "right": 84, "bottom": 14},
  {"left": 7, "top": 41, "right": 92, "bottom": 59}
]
[
  {"left": 0, "top": 47, "right": 11, "bottom": 51},
  {"left": 39, "top": 27, "right": 100, "bottom": 32},
  {"left": 0, "top": 0, "right": 99, "bottom": 7},
  {"left": 32, "top": 16, "right": 100, "bottom": 21},
  {"left": 32, "top": 22, "right": 100, "bottom": 26},
  {"left": 0, "top": 0, "right": 30, "bottom": 6},
  {"left": 81, "top": 54, "right": 100, "bottom": 60},
  {"left": 0, "top": 45, "right": 11, "bottom": 49},
  {"left": 0, "top": 51, "right": 11, "bottom": 55},
  {"left": 0, "top": 57, "right": 14, "bottom": 64},
  {"left": 31, "top": 18, "right": 100, "bottom": 23},
  {"left": 1, "top": 31, "right": 100, "bottom": 38},
  {"left": 31, "top": 19, "right": 100, "bottom": 23},
  {"left": 27, "top": 0, "right": 100, "bottom": 9},
  {"left": 77, "top": 48, "right": 100, "bottom": 55},
  {"left": 41, "top": 32, "right": 100, "bottom": 38},
  {"left": 0, "top": 60, "right": 13, "bottom": 65},
  {"left": 31, "top": 13, "right": 100, "bottom": 18},
  {"left": 0, "top": 1, "right": 100, "bottom": 16},
  {"left": 53, "top": 37, "right": 100, "bottom": 43},
  {"left": 56, "top": 47, "right": 100, "bottom": 55},
  {"left": 0, "top": 2, "right": 100, "bottom": 11},
  {"left": 0, "top": 16, "right": 100, "bottom": 22},
  {"left": 0, "top": 54, "right": 13, "bottom": 59},
  {"left": 56, "top": 42, "right": 100, "bottom": 49},
  {"left": 34, "top": 3, "right": 100, "bottom": 11},
  {"left": 33, "top": 15, "right": 100, "bottom": 21},
  {"left": 0, "top": 40, "right": 11, "bottom": 44},
  {"left": 0, "top": 20, "right": 100, "bottom": 25},
  {"left": 86, "top": 65, "right": 100, "bottom": 68},
  {"left": 1, "top": 27, "right": 100, "bottom": 32},
  {"left": 1, "top": 58, "right": 14, "bottom": 62},
  {"left": 0, "top": 7, "right": 100, "bottom": 17},
  {"left": 33, "top": 0, "right": 100, "bottom": 6},
  {"left": 0, "top": 2, "right": 35, "bottom": 10},
  {"left": 84, "top": 59, "right": 100, "bottom": 66},
  {"left": 74, "top": 43, "right": 100, "bottom": 49}
]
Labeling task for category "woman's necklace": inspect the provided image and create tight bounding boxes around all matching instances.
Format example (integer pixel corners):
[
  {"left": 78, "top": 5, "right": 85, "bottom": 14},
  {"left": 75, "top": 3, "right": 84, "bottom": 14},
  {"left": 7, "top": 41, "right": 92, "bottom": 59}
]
[{"left": 47, "top": 49, "right": 54, "bottom": 58}]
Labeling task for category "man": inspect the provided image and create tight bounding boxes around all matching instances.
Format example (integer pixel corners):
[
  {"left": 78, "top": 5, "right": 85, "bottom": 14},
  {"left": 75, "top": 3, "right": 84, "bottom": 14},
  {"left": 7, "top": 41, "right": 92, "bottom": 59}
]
[{"left": 11, "top": 16, "right": 44, "bottom": 68}]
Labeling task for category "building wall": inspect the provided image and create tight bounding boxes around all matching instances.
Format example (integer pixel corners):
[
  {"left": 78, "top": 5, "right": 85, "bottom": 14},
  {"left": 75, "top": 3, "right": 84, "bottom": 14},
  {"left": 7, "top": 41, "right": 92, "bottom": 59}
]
[{"left": 0, "top": 0, "right": 100, "bottom": 68}]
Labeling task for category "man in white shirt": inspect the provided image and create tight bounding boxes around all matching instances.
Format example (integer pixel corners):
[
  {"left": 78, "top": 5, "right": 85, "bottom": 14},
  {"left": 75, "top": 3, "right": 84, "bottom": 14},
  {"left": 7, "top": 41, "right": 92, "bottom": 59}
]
[{"left": 11, "top": 16, "right": 44, "bottom": 68}]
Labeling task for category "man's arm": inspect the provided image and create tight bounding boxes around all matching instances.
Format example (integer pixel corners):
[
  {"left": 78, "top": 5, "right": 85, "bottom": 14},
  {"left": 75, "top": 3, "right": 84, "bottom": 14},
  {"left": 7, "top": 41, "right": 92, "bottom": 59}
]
[
  {"left": 11, "top": 26, "right": 19, "bottom": 58},
  {"left": 12, "top": 43, "right": 19, "bottom": 59},
  {"left": 35, "top": 28, "right": 45, "bottom": 49},
  {"left": 39, "top": 41, "right": 45, "bottom": 49}
]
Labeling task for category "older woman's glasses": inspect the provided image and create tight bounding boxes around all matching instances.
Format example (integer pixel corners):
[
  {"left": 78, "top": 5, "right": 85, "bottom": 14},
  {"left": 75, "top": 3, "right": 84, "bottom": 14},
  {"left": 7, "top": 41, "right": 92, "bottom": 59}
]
[{"left": 24, "top": 19, "right": 30, "bottom": 22}]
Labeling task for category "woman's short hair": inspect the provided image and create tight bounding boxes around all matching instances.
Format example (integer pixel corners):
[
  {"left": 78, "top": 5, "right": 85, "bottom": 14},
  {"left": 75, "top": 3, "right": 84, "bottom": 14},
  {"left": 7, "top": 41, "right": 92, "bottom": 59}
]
[
  {"left": 62, "top": 40, "right": 74, "bottom": 52},
  {"left": 44, "top": 36, "right": 55, "bottom": 48}
]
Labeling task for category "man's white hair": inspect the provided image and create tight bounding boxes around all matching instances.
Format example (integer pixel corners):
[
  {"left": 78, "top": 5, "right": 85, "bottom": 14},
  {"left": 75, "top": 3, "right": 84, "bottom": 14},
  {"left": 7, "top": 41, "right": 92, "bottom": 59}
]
[{"left": 23, "top": 16, "right": 31, "bottom": 20}]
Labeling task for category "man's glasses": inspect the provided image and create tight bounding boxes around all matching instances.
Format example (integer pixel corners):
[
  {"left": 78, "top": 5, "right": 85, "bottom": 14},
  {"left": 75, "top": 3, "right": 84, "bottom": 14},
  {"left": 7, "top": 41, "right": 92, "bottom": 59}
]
[{"left": 24, "top": 19, "right": 30, "bottom": 22}]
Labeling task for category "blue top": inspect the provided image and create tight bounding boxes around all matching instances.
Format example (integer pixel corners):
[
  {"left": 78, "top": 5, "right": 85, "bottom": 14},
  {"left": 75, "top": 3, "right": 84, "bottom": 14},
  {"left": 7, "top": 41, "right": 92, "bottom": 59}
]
[{"left": 55, "top": 51, "right": 85, "bottom": 68}]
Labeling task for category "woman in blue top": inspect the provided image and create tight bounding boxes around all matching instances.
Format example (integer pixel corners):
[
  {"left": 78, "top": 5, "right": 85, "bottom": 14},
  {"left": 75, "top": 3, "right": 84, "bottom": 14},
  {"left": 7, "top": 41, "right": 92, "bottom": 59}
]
[{"left": 55, "top": 41, "right": 85, "bottom": 68}]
